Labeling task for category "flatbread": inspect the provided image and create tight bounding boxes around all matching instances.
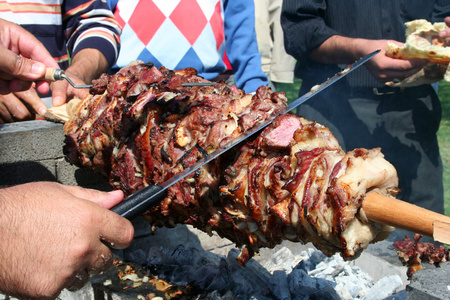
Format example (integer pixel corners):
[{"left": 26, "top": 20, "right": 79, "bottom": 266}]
[
  {"left": 385, "top": 19, "right": 450, "bottom": 87},
  {"left": 386, "top": 19, "right": 450, "bottom": 63},
  {"left": 45, "top": 98, "right": 82, "bottom": 123}
]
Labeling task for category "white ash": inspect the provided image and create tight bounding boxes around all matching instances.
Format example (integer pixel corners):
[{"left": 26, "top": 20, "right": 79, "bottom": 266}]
[{"left": 129, "top": 244, "right": 404, "bottom": 300}]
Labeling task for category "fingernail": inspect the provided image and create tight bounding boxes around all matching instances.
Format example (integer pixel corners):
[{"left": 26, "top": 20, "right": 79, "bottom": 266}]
[
  {"left": 37, "top": 106, "right": 47, "bottom": 116},
  {"left": 31, "top": 62, "right": 45, "bottom": 76}
]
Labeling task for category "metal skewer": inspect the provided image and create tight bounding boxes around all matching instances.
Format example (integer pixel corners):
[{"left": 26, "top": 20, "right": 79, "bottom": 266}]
[
  {"left": 45, "top": 68, "right": 219, "bottom": 89},
  {"left": 44, "top": 68, "right": 92, "bottom": 89},
  {"left": 181, "top": 82, "right": 217, "bottom": 87}
]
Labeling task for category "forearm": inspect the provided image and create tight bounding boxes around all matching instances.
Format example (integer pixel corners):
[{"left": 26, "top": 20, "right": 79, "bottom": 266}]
[
  {"left": 309, "top": 35, "right": 375, "bottom": 64},
  {"left": 0, "top": 187, "right": 26, "bottom": 297},
  {"left": 63, "top": 0, "right": 121, "bottom": 74},
  {"left": 66, "top": 49, "right": 108, "bottom": 83}
]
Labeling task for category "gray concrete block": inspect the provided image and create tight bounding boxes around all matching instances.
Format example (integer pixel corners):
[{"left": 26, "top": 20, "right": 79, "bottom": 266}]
[
  {"left": 0, "top": 120, "right": 65, "bottom": 163},
  {"left": 55, "top": 158, "right": 111, "bottom": 190},
  {"left": 55, "top": 158, "right": 79, "bottom": 185},
  {"left": 0, "top": 120, "right": 111, "bottom": 190},
  {"left": 406, "top": 262, "right": 450, "bottom": 299}
]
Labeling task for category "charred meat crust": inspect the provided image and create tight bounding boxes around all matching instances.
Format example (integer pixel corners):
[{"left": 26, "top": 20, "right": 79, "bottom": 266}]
[{"left": 64, "top": 61, "right": 399, "bottom": 265}]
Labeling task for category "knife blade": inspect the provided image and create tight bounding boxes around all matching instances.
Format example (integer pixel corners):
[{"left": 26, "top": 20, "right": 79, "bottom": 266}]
[{"left": 111, "top": 49, "right": 381, "bottom": 219}]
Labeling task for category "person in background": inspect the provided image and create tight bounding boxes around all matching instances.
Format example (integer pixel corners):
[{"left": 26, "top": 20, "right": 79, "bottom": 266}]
[
  {"left": 107, "top": 0, "right": 268, "bottom": 94},
  {"left": 0, "top": 19, "right": 134, "bottom": 299},
  {"left": 253, "top": 0, "right": 295, "bottom": 91},
  {"left": 0, "top": 0, "right": 122, "bottom": 123},
  {"left": 281, "top": 1, "right": 450, "bottom": 240}
]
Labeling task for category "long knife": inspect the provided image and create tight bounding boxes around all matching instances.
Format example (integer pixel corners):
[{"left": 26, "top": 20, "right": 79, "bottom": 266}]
[{"left": 111, "top": 49, "right": 381, "bottom": 219}]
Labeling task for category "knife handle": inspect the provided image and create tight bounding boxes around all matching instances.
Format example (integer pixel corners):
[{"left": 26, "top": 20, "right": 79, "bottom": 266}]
[{"left": 111, "top": 185, "right": 165, "bottom": 220}]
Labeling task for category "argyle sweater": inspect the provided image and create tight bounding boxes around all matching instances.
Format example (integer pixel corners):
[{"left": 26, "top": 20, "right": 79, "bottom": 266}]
[
  {"left": 0, "top": 0, "right": 122, "bottom": 70},
  {"left": 108, "top": 0, "right": 267, "bottom": 93}
]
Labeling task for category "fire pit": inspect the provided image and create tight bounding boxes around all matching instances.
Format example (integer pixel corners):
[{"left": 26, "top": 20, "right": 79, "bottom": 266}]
[
  {"left": 88, "top": 222, "right": 409, "bottom": 299},
  {"left": 0, "top": 120, "right": 448, "bottom": 300}
]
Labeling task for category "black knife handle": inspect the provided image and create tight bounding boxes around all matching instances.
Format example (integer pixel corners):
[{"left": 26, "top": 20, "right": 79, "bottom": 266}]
[{"left": 111, "top": 185, "right": 165, "bottom": 220}]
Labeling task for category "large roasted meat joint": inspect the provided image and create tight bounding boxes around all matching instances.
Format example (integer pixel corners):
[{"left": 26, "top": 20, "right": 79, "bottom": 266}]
[{"left": 62, "top": 61, "right": 401, "bottom": 265}]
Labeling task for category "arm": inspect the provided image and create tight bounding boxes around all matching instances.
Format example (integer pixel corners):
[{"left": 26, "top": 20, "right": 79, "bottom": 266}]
[
  {"left": 310, "top": 36, "right": 426, "bottom": 83},
  {"left": 223, "top": 0, "right": 268, "bottom": 93},
  {"left": 51, "top": 0, "right": 122, "bottom": 106},
  {"left": 0, "top": 182, "right": 134, "bottom": 299},
  {"left": 281, "top": 0, "right": 426, "bottom": 84}
]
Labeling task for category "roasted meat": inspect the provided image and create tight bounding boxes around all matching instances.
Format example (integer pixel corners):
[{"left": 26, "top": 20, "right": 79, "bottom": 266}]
[
  {"left": 393, "top": 234, "right": 449, "bottom": 278},
  {"left": 63, "top": 61, "right": 398, "bottom": 264}
]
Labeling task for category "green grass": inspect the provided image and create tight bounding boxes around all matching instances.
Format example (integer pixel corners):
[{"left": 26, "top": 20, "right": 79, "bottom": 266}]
[
  {"left": 437, "top": 81, "right": 450, "bottom": 216},
  {"left": 276, "top": 79, "right": 450, "bottom": 217}
]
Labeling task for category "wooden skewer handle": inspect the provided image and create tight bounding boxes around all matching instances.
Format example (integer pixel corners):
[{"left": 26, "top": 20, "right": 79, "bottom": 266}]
[
  {"left": 363, "top": 192, "right": 450, "bottom": 237},
  {"left": 43, "top": 68, "right": 63, "bottom": 82}
]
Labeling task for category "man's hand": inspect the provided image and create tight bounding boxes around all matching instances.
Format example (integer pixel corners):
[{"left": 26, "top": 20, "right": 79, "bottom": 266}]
[
  {"left": 51, "top": 49, "right": 108, "bottom": 107},
  {"left": 50, "top": 70, "right": 90, "bottom": 107},
  {"left": 309, "top": 36, "right": 427, "bottom": 83},
  {"left": 0, "top": 182, "right": 134, "bottom": 299},
  {"left": 361, "top": 39, "right": 427, "bottom": 83},
  {"left": 0, "top": 19, "right": 60, "bottom": 122},
  {"left": 0, "top": 19, "right": 59, "bottom": 94},
  {"left": 0, "top": 20, "right": 109, "bottom": 119},
  {"left": 0, "top": 88, "right": 46, "bottom": 123},
  {"left": 439, "top": 16, "right": 450, "bottom": 46}
]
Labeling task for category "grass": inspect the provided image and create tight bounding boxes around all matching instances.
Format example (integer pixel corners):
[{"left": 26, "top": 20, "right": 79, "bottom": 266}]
[
  {"left": 276, "top": 79, "right": 450, "bottom": 217},
  {"left": 437, "top": 81, "right": 450, "bottom": 216}
]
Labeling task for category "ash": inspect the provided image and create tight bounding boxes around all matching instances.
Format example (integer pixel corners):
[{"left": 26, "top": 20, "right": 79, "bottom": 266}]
[{"left": 126, "top": 244, "right": 404, "bottom": 300}]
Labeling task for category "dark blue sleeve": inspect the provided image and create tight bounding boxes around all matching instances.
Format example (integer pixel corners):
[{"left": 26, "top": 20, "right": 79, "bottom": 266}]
[{"left": 281, "top": 0, "right": 339, "bottom": 67}]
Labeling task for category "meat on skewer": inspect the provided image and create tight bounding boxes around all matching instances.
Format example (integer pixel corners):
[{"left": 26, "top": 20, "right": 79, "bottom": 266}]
[{"left": 63, "top": 61, "right": 399, "bottom": 265}]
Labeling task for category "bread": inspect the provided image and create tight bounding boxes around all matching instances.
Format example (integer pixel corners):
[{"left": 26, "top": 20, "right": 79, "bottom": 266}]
[{"left": 385, "top": 19, "right": 450, "bottom": 87}]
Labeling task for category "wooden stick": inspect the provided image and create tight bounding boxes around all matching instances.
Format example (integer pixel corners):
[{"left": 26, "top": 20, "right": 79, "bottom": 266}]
[
  {"left": 363, "top": 192, "right": 450, "bottom": 244},
  {"left": 44, "top": 67, "right": 59, "bottom": 81}
]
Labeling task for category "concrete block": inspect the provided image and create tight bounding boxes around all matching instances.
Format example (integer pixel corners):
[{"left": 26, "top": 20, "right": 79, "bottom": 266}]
[
  {"left": 406, "top": 262, "right": 450, "bottom": 299},
  {"left": 0, "top": 120, "right": 65, "bottom": 163},
  {"left": 56, "top": 158, "right": 111, "bottom": 190},
  {"left": 0, "top": 120, "right": 111, "bottom": 190}
]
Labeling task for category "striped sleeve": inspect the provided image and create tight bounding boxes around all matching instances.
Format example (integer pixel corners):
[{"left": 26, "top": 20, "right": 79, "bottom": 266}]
[{"left": 63, "top": 0, "right": 122, "bottom": 68}]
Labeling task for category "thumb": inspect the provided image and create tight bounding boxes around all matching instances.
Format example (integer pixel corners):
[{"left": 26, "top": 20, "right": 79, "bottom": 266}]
[
  {"left": 0, "top": 45, "right": 46, "bottom": 81},
  {"left": 61, "top": 185, "right": 125, "bottom": 209}
]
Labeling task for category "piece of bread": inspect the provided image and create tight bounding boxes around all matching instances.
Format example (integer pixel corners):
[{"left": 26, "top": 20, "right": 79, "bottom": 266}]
[
  {"left": 45, "top": 98, "right": 82, "bottom": 123},
  {"left": 385, "top": 19, "right": 450, "bottom": 87}
]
